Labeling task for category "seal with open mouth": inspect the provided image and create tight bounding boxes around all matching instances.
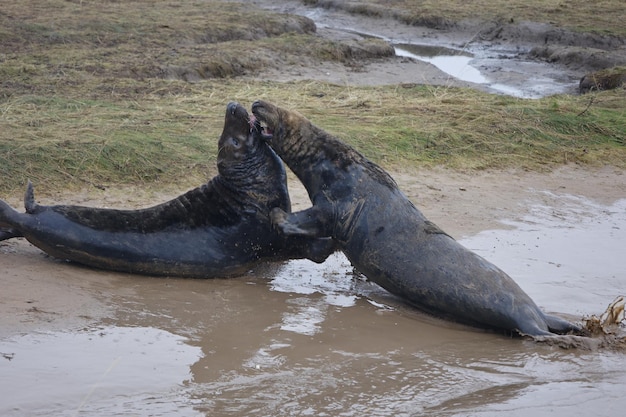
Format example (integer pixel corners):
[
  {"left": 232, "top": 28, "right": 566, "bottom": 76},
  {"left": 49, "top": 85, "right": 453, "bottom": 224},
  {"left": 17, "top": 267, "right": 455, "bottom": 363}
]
[
  {"left": 0, "top": 102, "right": 335, "bottom": 277},
  {"left": 251, "top": 99, "right": 581, "bottom": 336}
]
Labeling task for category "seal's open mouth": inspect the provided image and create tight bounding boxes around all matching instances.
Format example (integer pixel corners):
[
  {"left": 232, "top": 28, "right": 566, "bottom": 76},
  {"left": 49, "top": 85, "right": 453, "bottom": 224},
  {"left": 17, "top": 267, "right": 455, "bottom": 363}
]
[{"left": 248, "top": 114, "right": 273, "bottom": 141}]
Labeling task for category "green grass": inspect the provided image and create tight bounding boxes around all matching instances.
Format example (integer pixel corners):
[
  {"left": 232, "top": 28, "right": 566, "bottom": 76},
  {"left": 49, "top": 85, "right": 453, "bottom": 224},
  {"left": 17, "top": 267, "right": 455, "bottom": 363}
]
[{"left": 1, "top": 0, "right": 625, "bottom": 195}]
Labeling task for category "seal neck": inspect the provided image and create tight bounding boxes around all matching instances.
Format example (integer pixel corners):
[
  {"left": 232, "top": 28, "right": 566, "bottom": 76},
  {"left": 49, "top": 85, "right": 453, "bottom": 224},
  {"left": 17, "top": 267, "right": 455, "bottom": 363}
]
[{"left": 215, "top": 144, "right": 289, "bottom": 210}]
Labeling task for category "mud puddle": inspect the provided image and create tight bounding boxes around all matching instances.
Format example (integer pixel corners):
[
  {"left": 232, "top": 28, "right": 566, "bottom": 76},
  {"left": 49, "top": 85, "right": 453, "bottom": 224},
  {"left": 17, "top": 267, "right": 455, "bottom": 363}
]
[
  {"left": 2, "top": 192, "right": 624, "bottom": 416},
  {"left": 394, "top": 43, "right": 488, "bottom": 84}
]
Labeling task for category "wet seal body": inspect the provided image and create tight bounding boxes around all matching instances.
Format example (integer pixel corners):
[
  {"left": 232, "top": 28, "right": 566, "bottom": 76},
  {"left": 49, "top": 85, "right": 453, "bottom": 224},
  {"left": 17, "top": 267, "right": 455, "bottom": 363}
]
[
  {"left": 252, "top": 100, "right": 580, "bottom": 336},
  {"left": 0, "top": 103, "right": 334, "bottom": 277}
]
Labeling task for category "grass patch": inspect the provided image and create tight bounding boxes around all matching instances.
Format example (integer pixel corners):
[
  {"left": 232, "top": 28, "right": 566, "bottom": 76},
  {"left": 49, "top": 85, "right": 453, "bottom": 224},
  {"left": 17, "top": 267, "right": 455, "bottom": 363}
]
[
  {"left": 2, "top": 80, "right": 624, "bottom": 194},
  {"left": 0, "top": 93, "right": 217, "bottom": 190},
  {"left": 0, "top": 0, "right": 624, "bottom": 195}
]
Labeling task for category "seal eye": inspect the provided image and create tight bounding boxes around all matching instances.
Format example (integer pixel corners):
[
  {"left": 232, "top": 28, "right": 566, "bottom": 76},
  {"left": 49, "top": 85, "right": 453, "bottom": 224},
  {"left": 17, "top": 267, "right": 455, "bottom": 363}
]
[{"left": 231, "top": 138, "right": 239, "bottom": 147}]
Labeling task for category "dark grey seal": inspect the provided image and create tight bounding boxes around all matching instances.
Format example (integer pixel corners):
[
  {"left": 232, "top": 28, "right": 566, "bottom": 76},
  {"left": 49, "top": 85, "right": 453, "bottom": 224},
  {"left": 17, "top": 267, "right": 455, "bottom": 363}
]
[
  {"left": 251, "top": 99, "right": 581, "bottom": 336},
  {"left": 0, "top": 102, "right": 334, "bottom": 277}
]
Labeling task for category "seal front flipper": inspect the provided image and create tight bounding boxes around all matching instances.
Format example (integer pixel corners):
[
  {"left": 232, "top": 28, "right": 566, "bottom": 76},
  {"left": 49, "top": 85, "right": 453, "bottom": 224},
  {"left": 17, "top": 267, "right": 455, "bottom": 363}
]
[
  {"left": 270, "top": 206, "right": 331, "bottom": 238},
  {"left": 302, "top": 237, "right": 337, "bottom": 263}
]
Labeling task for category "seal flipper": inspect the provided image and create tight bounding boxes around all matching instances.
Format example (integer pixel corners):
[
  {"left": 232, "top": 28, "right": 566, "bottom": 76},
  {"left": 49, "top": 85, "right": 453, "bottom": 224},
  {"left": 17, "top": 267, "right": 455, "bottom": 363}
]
[
  {"left": 24, "top": 180, "right": 39, "bottom": 214},
  {"left": 0, "top": 180, "right": 42, "bottom": 241},
  {"left": 0, "top": 228, "right": 22, "bottom": 241},
  {"left": 270, "top": 206, "right": 331, "bottom": 238},
  {"left": 544, "top": 313, "right": 582, "bottom": 335},
  {"left": 302, "top": 237, "right": 337, "bottom": 263},
  {"left": 0, "top": 196, "right": 24, "bottom": 240}
]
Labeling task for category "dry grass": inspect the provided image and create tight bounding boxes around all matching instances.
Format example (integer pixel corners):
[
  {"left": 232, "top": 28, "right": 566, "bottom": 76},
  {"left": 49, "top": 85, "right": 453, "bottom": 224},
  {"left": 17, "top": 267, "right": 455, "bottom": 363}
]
[
  {"left": 1, "top": 0, "right": 625, "bottom": 195},
  {"left": 2, "top": 79, "right": 624, "bottom": 194},
  {"left": 0, "top": 0, "right": 391, "bottom": 90},
  {"left": 263, "top": 82, "right": 625, "bottom": 169}
]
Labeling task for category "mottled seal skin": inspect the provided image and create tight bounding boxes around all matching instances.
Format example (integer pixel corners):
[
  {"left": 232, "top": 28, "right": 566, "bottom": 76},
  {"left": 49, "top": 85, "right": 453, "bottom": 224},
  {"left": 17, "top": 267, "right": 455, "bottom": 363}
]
[
  {"left": 252, "top": 100, "right": 580, "bottom": 336},
  {"left": 0, "top": 102, "right": 334, "bottom": 277}
]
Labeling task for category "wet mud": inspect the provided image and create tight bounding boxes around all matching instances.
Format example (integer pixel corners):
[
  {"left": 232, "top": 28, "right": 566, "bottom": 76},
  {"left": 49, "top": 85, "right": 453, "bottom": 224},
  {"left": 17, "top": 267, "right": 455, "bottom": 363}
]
[
  {"left": 1, "top": 167, "right": 625, "bottom": 416},
  {"left": 1, "top": 3, "right": 625, "bottom": 415},
  {"left": 241, "top": 0, "right": 626, "bottom": 98}
]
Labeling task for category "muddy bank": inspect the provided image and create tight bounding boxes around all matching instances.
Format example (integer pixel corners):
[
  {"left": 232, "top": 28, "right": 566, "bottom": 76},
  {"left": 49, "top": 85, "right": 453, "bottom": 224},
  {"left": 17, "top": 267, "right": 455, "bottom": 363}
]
[
  {"left": 290, "top": 0, "right": 626, "bottom": 67},
  {"left": 245, "top": 0, "right": 626, "bottom": 97},
  {"left": 1, "top": 2, "right": 626, "bottom": 415}
]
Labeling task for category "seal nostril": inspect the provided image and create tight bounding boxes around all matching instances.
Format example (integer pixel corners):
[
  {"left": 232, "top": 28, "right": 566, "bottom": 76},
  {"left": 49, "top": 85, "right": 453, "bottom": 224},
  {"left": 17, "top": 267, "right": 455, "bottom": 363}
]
[
  {"left": 227, "top": 102, "right": 238, "bottom": 115},
  {"left": 251, "top": 100, "right": 262, "bottom": 114}
]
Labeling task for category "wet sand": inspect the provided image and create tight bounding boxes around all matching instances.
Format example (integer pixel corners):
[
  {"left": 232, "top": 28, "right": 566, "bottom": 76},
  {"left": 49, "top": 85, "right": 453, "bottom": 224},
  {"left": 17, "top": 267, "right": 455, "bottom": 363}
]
[{"left": 1, "top": 165, "right": 625, "bottom": 416}]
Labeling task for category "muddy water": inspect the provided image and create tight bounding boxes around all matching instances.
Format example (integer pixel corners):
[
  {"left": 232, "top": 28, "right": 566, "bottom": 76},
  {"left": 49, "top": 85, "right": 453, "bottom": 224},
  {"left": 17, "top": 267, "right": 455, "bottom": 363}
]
[{"left": 1, "top": 194, "right": 625, "bottom": 416}]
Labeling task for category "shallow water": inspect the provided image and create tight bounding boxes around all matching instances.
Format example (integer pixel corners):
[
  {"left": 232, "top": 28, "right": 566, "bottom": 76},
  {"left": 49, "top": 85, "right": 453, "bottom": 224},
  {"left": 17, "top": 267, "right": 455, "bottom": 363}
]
[
  {"left": 394, "top": 43, "right": 488, "bottom": 85},
  {"left": 1, "top": 194, "right": 624, "bottom": 416},
  {"left": 392, "top": 43, "right": 569, "bottom": 98}
]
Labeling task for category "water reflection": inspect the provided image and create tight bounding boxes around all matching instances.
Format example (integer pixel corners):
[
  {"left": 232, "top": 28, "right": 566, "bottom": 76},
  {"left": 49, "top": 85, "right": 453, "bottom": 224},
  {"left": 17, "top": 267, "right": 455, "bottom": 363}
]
[
  {"left": 270, "top": 252, "right": 356, "bottom": 303},
  {"left": 187, "top": 330, "right": 626, "bottom": 416}
]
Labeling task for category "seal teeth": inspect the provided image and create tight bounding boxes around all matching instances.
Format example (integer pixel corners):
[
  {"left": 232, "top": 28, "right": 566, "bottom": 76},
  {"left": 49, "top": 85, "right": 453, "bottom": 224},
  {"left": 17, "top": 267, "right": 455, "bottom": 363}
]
[{"left": 259, "top": 122, "right": 274, "bottom": 140}]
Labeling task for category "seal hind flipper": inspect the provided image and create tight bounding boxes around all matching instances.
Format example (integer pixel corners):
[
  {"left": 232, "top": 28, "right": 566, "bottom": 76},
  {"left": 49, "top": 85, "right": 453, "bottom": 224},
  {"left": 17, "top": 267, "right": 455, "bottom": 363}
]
[
  {"left": 0, "top": 197, "right": 24, "bottom": 240},
  {"left": 544, "top": 313, "right": 583, "bottom": 335},
  {"left": 24, "top": 180, "right": 39, "bottom": 214},
  {"left": 0, "top": 228, "right": 22, "bottom": 241}
]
